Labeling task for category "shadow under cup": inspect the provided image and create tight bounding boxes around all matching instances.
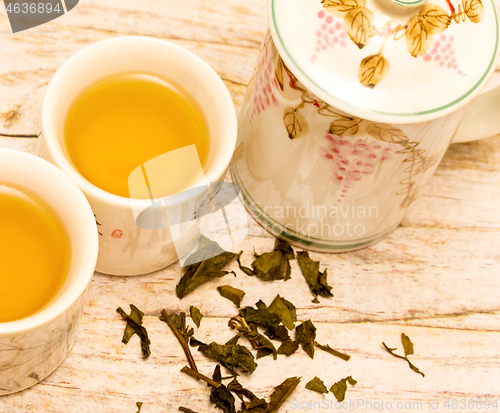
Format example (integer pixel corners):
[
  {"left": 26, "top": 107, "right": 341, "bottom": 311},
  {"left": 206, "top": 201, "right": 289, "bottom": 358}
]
[
  {"left": 0, "top": 150, "right": 98, "bottom": 396},
  {"left": 39, "top": 36, "right": 237, "bottom": 276}
]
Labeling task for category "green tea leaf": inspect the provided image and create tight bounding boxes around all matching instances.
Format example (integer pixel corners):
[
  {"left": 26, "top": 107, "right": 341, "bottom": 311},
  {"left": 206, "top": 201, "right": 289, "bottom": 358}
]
[
  {"left": 277, "top": 340, "right": 299, "bottom": 356},
  {"left": 330, "top": 376, "right": 357, "bottom": 402},
  {"left": 236, "top": 239, "right": 294, "bottom": 282},
  {"left": 179, "top": 407, "right": 199, "bottom": 413},
  {"left": 305, "top": 377, "right": 328, "bottom": 394},
  {"left": 189, "top": 306, "right": 203, "bottom": 328},
  {"left": 189, "top": 337, "right": 206, "bottom": 347},
  {"left": 136, "top": 402, "right": 143, "bottom": 412},
  {"left": 239, "top": 304, "right": 282, "bottom": 330},
  {"left": 401, "top": 333, "right": 414, "bottom": 357},
  {"left": 382, "top": 337, "right": 425, "bottom": 377},
  {"left": 198, "top": 342, "right": 258, "bottom": 374},
  {"left": 217, "top": 285, "right": 246, "bottom": 308},
  {"left": 227, "top": 377, "right": 268, "bottom": 411},
  {"left": 268, "top": 295, "right": 296, "bottom": 330},
  {"left": 225, "top": 333, "right": 243, "bottom": 346},
  {"left": 116, "top": 305, "right": 151, "bottom": 359},
  {"left": 295, "top": 320, "right": 317, "bottom": 359},
  {"left": 315, "top": 342, "right": 351, "bottom": 361},
  {"left": 254, "top": 334, "right": 278, "bottom": 360},
  {"left": 264, "top": 325, "right": 291, "bottom": 342},
  {"left": 161, "top": 311, "right": 194, "bottom": 340},
  {"left": 176, "top": 236, "right": 239, "bottom": 299},
  {"left": 267, "top": 377, "right": 301, "bottom": 412},
  {"left": 296, "top": 251, "right": 333, "bottom": 302}
]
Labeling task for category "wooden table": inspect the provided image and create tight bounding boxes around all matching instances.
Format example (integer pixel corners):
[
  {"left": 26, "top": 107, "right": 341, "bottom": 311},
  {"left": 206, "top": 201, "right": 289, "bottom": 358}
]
[{"left": 1, "top": 1, "right": 500, "bottom": 412}]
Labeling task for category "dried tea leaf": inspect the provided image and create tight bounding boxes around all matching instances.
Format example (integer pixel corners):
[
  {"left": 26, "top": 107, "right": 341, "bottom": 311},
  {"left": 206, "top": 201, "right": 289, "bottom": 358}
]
[
  {"left": 464, "top": 0, "right": 484, "bottom": 22},
  {"left": 315, "top": 342, "right": 351, "bottom": 361},
  {"left": 162, "top": 311, "right": 194, "bottom": 340},
  {"left": 239, "top": 303, "right": 282, "bottom": 330},
  {"left": 322, "top": 0, "right": 366, "bottom": 17},
  {"left": 267, "top": 377, "right": 301, "bottom": 412},
  {"left": 405, "top": 14, "right": 432, "bottom": 57},
  {"left": 227, "top": 377, "right": 268, "bottom": 411},
  {"left": 237, "top": 239, "right": 294, "bottom": 282},
  {"left": 401, "top": 333, "right": 414, "bottom": 357},
  {"left": 358, "top": 53, "right": 390, "bottom": 88},
  {"left": 343, "top": 7, "right": 375, "bottom": 49},
  {"left": 264, "top": 325, "right": 291, "bottom": 342},
  {"left": 210, "top": 380, "right": 236, "bottom": 413},
  {"left": 190, "top": 337, "right": 206, "bottom": 347},
  {"left": 277, "top": 340, "right": 299, "bottom": 356},
  {"left": 268, "top": 295, "right": 296, "bottom": 330},
  {"left": 136, "top": 402, "right": 143, "bottom": 412},
  {"left": 116, "top": 305, "right": 151, "bottom": 359},
  {"left": 179, "top": 408, "right": 199, "bottom": 413},
  {"left": 283, "top": 106, "right": 309, "bottom": 139},
  {"left": 418, "top": 4, "right": 451, "bottom": 34},
  {"left": 295, "top": 320, "right": 317, "bottom": 359},
  {"left": 305, "top": 377, "right": 328, "bottom": 394},
  {"left": 254, "top": 334, "right": 278, "bottom": 360},
  {"left": 330, "top": 376, "right": 357, "bottom": 402},
  {"left": 217, "top": 285, "right": 246, "bottom": 308},
  {"left": 176, "top": 236, "right": 239, "bottom": 299},
  {"left": 382, "top": 337, "right": 425, "bottom": 377},
  {"left": 190, "top": 306, "right": 203, "bottom": 328},
  {"left": 296, "top": 251, "right": 333, "bottom": 302},
  {"left": 198, "top": 342, "right": 258, "bottom": 374}
]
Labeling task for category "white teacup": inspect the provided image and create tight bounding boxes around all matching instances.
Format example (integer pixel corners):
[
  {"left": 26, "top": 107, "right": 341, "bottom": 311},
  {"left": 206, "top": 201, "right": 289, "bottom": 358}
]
[
  {"left": 0, "top": 149, "right": 98, "bottom": 395},
  {"left": 38, "top": 36, "right": 237, "bottom": 276}
]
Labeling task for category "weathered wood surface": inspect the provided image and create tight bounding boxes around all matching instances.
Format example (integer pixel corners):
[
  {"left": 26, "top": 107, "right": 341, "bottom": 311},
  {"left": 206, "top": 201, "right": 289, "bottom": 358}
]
[{"left": 1, "top": 0, "right": 500, "bottom": 412}]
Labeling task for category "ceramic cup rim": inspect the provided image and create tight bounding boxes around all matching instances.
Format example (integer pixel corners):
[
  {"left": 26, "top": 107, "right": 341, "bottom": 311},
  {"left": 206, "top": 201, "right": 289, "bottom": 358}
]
[
  {"left": 0, "top": 149, "right": 99, "bottom": 335},
  {"left": 41, "top": 35, "right": 238, "bottom": 207}
]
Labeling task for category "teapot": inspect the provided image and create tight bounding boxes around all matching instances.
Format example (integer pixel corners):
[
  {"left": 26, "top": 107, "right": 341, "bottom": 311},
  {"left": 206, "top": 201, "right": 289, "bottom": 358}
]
[{"left": 231, "top": 0, "right": 499, "bottom": 251}]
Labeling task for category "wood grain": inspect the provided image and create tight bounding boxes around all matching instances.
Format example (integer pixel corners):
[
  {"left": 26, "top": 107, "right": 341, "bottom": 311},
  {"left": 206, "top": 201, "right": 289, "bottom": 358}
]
[{"left": 1, "top": 0, "right": 500, "bottom": 411}]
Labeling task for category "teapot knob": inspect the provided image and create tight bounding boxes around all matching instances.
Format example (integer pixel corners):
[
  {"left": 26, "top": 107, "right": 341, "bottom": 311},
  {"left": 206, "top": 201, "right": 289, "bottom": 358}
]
[{"left": 376, "top": 0, "right": 427, "bottom": 13}]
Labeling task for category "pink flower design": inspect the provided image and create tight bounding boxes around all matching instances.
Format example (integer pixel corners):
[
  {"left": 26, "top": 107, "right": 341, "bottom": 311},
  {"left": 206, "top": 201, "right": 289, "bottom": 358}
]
[{"left": 319, "top": 134, "right": 397, "bottom": 202}]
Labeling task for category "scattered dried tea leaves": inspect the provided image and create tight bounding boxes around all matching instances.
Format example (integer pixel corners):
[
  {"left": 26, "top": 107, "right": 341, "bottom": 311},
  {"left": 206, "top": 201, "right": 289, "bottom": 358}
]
[
  {"left": 382, "top": 333, "right": 425, "bottom": 377},
  {"left": 210, "top": 365, "right": 236, "bottom": 413},
  {"left": 189, "top": 306, "right": 203, "bottom": 328},
  {"left": 314, "top": 342, "right": 351, "bottom": 361},
  {"left": 218, "top": 285, "right": 246, "bottom": 307},
  {"left": 198, "top": 342, "right": 258, "bottom": 374},
  {"left": 296, "top": 251, "right": 333, "bottom": 303},
  {"left": 135, "top": 402, "right": 143, "bottom": 412},
  {"left": 176, "top": 236, "right": 240, "bottom": 299},
  {"left": 267, "top": 377, "right": 301, "bottom": 412},
  {"left": 305, "top": 376, "right": 328, "bottom": 394},
  {"left": 237, "top": 239, "right": 294, "bottom": 282},
  {"left": 277, "top": 340, "right": 299, "bottom": 356},
  {"left": 295, "top": 320, "right": 316, "bottom": 359},
  {"left": 239, "top": 302, "right": 282, "bottom": 330},
  {"left": 330, "top": 376, "right": 357, "bottom": 402},
  {"left": 267, "top": 295, "right": 296, "bottom": 330},
  {"left": 116, "top": 304, "right": 151, "bottom": 359}
]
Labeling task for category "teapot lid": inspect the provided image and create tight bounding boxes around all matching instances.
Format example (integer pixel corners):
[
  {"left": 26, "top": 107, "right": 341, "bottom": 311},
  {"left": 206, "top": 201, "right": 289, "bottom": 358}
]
[{"left": 269, "top": 0, "right": 499, "bottom": 123}]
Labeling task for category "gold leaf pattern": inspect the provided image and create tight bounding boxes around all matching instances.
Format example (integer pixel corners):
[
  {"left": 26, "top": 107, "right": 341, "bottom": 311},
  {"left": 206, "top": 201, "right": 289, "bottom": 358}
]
[
  {"left": 419, "top": 4, "right": 451, "bottom": 34},
  {"left": 322, "top": 0, "right": 365, "bottom": 17},
  {"left": 358, "top": 53, "right": 390, "bottom": 87},
  {"left": 405, "top": 15, "right": 432, "bottom": 57},
  {"left": 365, "top": 123, "right": 407, "bottom": 143},
  {"left": 343, "top": 7, "right": 375, "bottom": 49},
  {"left": 283, "top": 107, "right": 309, "bottom": 139},
  {"left": 464, "top": 0, "right": 485, "bottom": 22},
  {"left": 329, "top": 117, "right": 362, "bottom": 136}
]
